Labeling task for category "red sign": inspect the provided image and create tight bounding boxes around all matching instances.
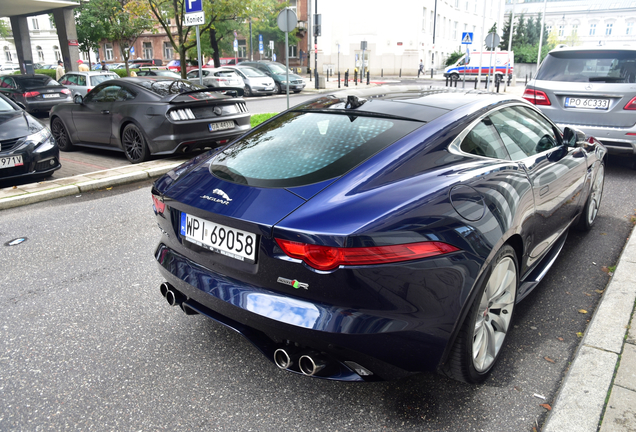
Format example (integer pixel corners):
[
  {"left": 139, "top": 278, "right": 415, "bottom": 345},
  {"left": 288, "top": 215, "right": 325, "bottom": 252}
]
[
  {"left": 68, "top": 40, "right": 79, "bottom": 46},
  {"left": 397, "top": 42, "right": 403, "bottom": 46}
]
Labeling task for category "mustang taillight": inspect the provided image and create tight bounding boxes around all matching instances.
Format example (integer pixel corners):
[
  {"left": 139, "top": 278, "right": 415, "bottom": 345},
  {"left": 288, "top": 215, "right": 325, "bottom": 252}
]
[
  {"left": 275, "top": 239, "right": 460, "bottom": 271},
  {"left": 169, "top": 108, "right": 196, "bottom": 121},
  {"left": 152, "top": 194, "right": 165, "bottom": 214},
  {"left": 624, "top": 96, "right": 636, "bottom": 110},
  {"left": 23, "top": 91, "right": 40, "bottom": 98},
  {"left": 522, "top": 88, "right": 551, "bottom": 106}
]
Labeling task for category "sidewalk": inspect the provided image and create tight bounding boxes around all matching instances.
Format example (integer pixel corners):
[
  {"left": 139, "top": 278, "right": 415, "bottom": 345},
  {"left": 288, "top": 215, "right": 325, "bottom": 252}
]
[{"left": 2, "top": 77, "right": 634, "bottom": 431}]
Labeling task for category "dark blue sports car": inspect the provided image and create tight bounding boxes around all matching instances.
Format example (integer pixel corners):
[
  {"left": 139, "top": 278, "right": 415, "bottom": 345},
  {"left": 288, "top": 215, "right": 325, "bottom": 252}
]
[{"left": 151, "top": 87, "right": 606, "bottom": 383}]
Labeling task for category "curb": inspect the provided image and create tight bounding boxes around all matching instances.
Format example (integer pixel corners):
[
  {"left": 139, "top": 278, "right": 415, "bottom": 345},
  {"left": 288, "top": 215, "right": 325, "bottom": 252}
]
[
  {"left": 0, "top": 160, "right": 182, "bottom": 210},
  {"left": 543, "top": 227, "right": 636, "bottom": 432}
]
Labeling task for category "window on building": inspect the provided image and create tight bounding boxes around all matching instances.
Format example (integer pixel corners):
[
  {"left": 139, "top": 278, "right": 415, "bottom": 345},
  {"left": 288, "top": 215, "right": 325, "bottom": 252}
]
[
  {"left": 163, "top": 42, "right": 174, "bottom": 59},
  {"left": 430, "top": 11, "right": 434, "bottom": 34},
  {"left": 606, "top": 23, "right": 613, "bottom": 35},
  {"left": 289, "top": 0, "right": 297, "bottom": 14},
  {"left": 31, "top": 18, "right": 39, "bottom": 30},
  {"left": 288, "top": 43, "right": 297, "bottom": 58},
  {"left": 36, "top": 46, "right": 44, "bottom": 62},
  {"left": 454, "top": 21, "right": 458, "bottom": 40},
  {"left": 589, "top": 23, "right": 596, "bottom": 36},
  {"left": 546, "top": 25, "right": 552, "bottom": 33},
  {"left": 558, "top": 24, "right": 564, "bottom": 37},
  {"left": 4, "top": 46, "right": 12, "bottom": 63},
  {"left": 627, "top": 22, "right": 634, "bottom": 35},
  {"left": 53, "top": 46, "right": 61, "bottom": 61},
  {"left": 455, "top": 0, "right": 459, "bottom": 7},
  {"left": 572, "top": 24, "right": 578, "bottom": 36},
  {"left": 465, "top": 0, "right": 469, "bottom": 10},
  {"left": 143, "top": 42, "right": 152, "bottom": 59},
  {"left": 239, "top": 40, "right": 247, "bottom": 58},
  {"left": 422, "top": 8, "right": 426, "bottom": 32},
  {"left": 105, "top": 43, "right": 114, "bottom": 61}
]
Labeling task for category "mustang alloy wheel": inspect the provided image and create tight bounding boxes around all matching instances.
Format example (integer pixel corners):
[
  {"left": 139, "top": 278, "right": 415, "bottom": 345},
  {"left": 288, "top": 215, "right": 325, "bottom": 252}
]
[
  {"left": 444, "top": 245, "right": 518, "bottom": 383},
  {"left": 122, "top": 124, "right": 149, "bottom": 164},
  {"left": 51, "top": 118, "right": 73, "bottom": 151},
  {"left": 577, "top": 163, "right": 605, "bottom": 231}
]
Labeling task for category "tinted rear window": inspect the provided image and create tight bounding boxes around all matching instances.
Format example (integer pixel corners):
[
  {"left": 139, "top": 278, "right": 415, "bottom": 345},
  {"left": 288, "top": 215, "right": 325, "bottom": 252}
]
[
  {"left": 210, "top": 112, "right": 421, "bottom": 187},
  {"left": 537, "top": 50, "right": 636, "bottom": 83},
  {"left": 17, "top": 76, "right": 59, "bottom": 88}
]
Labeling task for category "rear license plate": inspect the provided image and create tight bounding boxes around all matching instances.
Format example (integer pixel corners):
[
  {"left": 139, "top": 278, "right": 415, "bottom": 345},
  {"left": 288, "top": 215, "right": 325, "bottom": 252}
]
[
  {"left": 42, "top": 94, "right": 60, "bottom": 99},
  {"left": 180, "top": 212, "right": 257, "bottom": 262},
  {"left": 565, "top": 97, "right": 609, "bottom": 110},
  {"left": 209, "top": 121, "right": 235, "bottom": 132},
  {"left": 0, "top": 155, "right": 23, "bottom": 169}
]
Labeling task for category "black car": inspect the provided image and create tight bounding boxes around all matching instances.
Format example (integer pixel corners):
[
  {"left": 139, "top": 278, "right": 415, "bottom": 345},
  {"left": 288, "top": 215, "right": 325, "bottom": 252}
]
[
  {"left": 238, "top": 61, "right": 306, "bottom": 94},
  {"left": 49, "top": 77, "right": 250, "bottom": 164},
  {"left": 0, "top": 93, "right": 61, "bottom": 184},
  {"left": 0, "top": 74, "right": 72, "bottom": 114}
]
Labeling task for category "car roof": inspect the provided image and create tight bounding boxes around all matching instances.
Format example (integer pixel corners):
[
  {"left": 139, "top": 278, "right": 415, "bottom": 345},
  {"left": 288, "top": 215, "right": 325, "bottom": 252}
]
[
  {"left": 292, "top": 86, "right": 517, "bottom": 123},
  {"left": 550, "top": 46, "right": 636, "bottom": 54}
]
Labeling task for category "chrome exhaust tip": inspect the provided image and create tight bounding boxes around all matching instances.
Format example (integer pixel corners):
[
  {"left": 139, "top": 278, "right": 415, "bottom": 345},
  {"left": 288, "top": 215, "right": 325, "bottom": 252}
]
[
  {"left": 274, "top": 349, "right": 293, "bottom": 369},
  {"left": 299, "top": 354, "right": 327, "bottom": 376},
  {"left": 165, "top": 288, "right": 185, "bottom": 307},
  {"left": 159, "top": 282, "right": 171, "bottom": 298}
]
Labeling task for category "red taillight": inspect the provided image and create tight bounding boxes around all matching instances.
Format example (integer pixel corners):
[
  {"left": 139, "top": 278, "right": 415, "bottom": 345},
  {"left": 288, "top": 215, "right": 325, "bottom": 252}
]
[
  {"left": 624, "top": 96, "right": 636, "bottom": 110},
  {"left": 61, "top": 89, "right": 71, "bottom": 95},
  {"left": 522, "top": 88, "right": 551, "bottom": 106},
  {"left": 275, "top": 239, "right": 460, "bottom": 271},
  {"left": 152, "top": 194, "right": 165, "bottom": 214},
  {"left": 23, "top": 91, "right": 40, "bottom": 98},
  {"left": 86, "top": 88, "right": 91, "bottom": 93}
]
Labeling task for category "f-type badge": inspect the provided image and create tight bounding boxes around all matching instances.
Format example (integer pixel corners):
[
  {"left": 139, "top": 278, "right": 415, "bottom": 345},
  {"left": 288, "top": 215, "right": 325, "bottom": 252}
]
[{"left": 277, "top": 277, "right": 309, "bottom": 290}]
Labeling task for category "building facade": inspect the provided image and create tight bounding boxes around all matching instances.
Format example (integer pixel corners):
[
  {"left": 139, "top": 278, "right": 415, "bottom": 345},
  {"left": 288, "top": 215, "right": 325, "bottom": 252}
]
[{"left": 1, "top": 15, "right": 67, "bottom": 67}]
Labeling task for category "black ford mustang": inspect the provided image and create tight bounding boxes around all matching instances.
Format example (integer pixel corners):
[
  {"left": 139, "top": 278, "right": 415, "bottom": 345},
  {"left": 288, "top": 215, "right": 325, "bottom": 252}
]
[{"left": 49, "top": 77, "right": 250, "bottom": 164}]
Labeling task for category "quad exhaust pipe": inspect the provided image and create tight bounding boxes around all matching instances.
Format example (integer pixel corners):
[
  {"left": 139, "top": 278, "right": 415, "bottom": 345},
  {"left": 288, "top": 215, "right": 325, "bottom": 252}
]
[{"left": 160, "top": 282, "right": 185, "bottom": 306}]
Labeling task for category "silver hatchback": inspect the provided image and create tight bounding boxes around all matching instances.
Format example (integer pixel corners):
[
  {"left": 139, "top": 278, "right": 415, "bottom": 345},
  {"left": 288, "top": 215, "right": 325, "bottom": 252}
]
[
  {"left": 524, "top": 47, "right": 636, "bottom": 158},
  {"left": 58, "top": 71, "right": 119, "bottom": 97}
]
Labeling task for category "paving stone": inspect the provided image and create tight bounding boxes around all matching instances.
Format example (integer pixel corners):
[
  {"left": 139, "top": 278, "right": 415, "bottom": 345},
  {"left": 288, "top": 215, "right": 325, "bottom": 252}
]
[
  {"left": 599, "top": 386, "right": 636, "bottom": 432},
  {"left": 615, "top": 343, "right": 636, "bottom": 393}
]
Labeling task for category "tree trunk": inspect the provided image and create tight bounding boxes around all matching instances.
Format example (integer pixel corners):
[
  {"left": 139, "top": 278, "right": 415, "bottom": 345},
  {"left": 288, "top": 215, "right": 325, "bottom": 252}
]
[
  {"left": 210, "top": 28, "right": 221, "bottom": 68},
  {"left": 180, "top": 45, "right": 187, "bottom": 79}
]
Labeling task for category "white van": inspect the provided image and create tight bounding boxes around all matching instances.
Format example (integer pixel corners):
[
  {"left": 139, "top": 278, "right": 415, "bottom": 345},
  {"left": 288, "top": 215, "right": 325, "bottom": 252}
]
[{"left": 443, "top": 51, "right": 514, "bottom": 83}]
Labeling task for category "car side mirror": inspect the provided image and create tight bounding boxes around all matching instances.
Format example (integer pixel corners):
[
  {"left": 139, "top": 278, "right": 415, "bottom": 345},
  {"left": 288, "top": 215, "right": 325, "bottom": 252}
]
[
  {"left": 563, "top": 127, "right": 586, "bottom": 147},
  {"left": 73, "top": 94, "right": 84, "bottom": 104}
]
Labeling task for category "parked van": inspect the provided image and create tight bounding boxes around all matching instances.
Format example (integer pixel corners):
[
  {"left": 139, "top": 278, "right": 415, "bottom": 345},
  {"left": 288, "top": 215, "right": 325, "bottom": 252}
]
[{"left": 443, "top": 51, "right": 514, "bottom": 83}]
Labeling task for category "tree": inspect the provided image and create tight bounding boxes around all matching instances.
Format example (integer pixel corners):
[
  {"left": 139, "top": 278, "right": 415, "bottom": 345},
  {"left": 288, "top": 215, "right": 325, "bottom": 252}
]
[
  {"left": 0, "top": 19, "right": 10, "bottom": 39},
  {"left": 514, "top": 14, "right": 527, "bottom": 46},
  {"left": 499, "top": 14, "right": 512, "bottom": 51},
  {"left": 75, "top": 2, "right": 109, "bottom": 68},
  {"left": 250, "top": 1, "right": 300, "bottom": 62}
]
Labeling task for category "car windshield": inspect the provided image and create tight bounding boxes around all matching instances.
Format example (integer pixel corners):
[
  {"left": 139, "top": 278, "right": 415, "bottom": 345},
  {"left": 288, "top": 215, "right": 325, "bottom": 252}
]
[
  {"left": 536, "top": 50, "right": 636, "bottom": 83},
  {"left": 267, "top": 63, "right": 293, "bottom": 74},
  {"left": 17, "top": 76, "right": 60, "bottom": 89},
  {"left": 138, "top": 79, "right": 207, "bottom": 96},
  {"left": 0, "top": 97, "right": 16, "bottom": 111},
  {"left": 238, "top": 67, "right": 266, "bottom": 77},
  {"left": 90, "top": 74, "right": 117, "bottom": 86},
  {"left": 210, "top": 111, "right": 421, "bottom": 187}
]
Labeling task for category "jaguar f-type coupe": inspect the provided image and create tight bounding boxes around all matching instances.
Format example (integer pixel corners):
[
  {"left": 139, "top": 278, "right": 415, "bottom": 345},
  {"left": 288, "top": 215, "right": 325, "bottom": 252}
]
[{"left": 151, "top": 86, "right": 606, "bottom": 383}]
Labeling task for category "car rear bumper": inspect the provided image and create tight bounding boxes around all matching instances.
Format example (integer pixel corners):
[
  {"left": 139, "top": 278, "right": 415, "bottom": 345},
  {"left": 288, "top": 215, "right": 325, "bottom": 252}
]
[
  {"left": 24, "top": 97, "right": 72, "bottom": 112},
  {"left": 154, "top": 242, "right": 473, "bottom": 381}
]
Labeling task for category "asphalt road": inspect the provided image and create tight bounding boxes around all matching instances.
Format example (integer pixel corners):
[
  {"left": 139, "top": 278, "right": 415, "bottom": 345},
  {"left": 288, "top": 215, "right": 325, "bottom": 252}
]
[{"left": 1, "top": 157, "right": 635, "bottom": 430}]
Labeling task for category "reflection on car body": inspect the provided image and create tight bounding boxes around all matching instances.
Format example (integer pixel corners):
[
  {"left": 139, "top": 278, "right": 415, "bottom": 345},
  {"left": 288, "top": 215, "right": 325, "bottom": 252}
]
[{"left": 151, "top": 86, "right": 607, "bottom": 384}]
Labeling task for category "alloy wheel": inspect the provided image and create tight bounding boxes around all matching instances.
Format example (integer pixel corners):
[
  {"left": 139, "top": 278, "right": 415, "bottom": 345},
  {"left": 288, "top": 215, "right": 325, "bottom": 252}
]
[{"left": 587, "top": 165, "right": 605, "bottom": 225}]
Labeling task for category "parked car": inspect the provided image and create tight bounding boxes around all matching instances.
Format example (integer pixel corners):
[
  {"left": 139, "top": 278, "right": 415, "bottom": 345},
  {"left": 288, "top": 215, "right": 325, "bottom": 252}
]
[
  {"left": 0, "top": 93, "right": 61, "bottom": 184},
  {"left": 151, "top": 87, "right": 606, "bottom": 383},
  {"left": 186, "top": 67, "right": 244, "bottom": 89},
  {"left": 0, "top": 64, "right": 21, "bottom": 73},
  {"left": 238, "top": 60, "right": 305, "bottom": 93},
  {"left": 136, "top": 67, "right": 181, "bottom": 78},
  {"left": 206, "top": 57, "right": 246, "bottom": 67},
  {"left": 38, "top": 64, "right": 56, "bottom": 70},
  {"left": 224, "top": 65, "right": 276, "bottom": 96},
  {"left": 129, "top": 59, "right": 163, "bottom": 67},
  {"left": 49, "top": 77, "right": 250, "bottom": 164},
  {"left": 166, "top": 59, "right": 198, "bottom": 73},
  {"left": 523, "top": 46, "right": 636, "bottom": 162},
  {"left": 0, "top": 74, "right": 72, "bottom": 113},
  {"left": 58, "top": 71, "right": 119, "bottom": 97}
]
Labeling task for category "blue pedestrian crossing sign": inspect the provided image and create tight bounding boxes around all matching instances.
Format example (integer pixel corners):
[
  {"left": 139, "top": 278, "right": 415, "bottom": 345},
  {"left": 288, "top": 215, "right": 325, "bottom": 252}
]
[
  {"left": 461, "top": 32, "right": 473, "bottom": 44},
  {"left": 186, "top": 0, "right": 202, "bottom": 13}
]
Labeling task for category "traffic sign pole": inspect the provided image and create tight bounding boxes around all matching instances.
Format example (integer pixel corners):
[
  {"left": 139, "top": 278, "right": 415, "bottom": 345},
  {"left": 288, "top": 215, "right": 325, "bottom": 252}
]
[{"left": 196, "top": 25, "right": 202, "bottom": 85}]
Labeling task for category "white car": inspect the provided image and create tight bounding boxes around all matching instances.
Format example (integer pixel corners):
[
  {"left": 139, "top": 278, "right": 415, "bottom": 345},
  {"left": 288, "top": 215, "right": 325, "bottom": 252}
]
[
  {"left": 0, "top": 64, "right": 21, "bottom": 73},
  {"left": 224, "top": 65, "right": 276, "bottom": 96},
  {"left": 186, "top": 67, "right": 244, "bottom": 89}
]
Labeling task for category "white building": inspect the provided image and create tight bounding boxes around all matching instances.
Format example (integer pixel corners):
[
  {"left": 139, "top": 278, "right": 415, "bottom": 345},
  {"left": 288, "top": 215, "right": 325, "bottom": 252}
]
[
  {"left": 312, "top": 0, "right": 505, "bottom": 75},
  {"left": 504, "top": 0, "right": 636, "bottom": 48},
  {"left": 1, "top": 14, "right": 65, "bottom": 67}
]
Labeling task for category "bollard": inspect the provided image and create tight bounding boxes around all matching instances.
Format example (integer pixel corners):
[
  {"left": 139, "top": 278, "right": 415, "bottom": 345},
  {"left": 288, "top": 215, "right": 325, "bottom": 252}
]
[
  {"left": 326, "top": 69, "right": 329, "bottom": 82},
  {"left": 485, "top": 76, "right": 489, "bottom": 89},
  {"left": 454, "top": 78, "right": 457, "bottom": 88},
  {"left": 474, "top": 79, "right": 477, "bottom": 89},
  {"left": 399, "top": 68, "right": 402, "bottom": 78},
  {"left": 496, "top": 80, "right": 500, "bottom": 93},
  {"left": 445, "top": 76, "right": 449, "bottom": 87},
  {"left": 354, "top": 70, "right": 358, "bottom": 86},
  {"left": 525, "top": 74, "right": 528, "bottom": 85},
  {"left": 338, "top": 71, "right": 341, "bottom": 88},
  {"left": 367, "top": 71, "right": 370, "bottom": 85},
  {"left": 309, "top": 68, "right": 312, "bottom": 82},
  {"left": 381, "top": 69, "right": 383, "bottom": 77},
  {"left": 431, "top": 68, "right": 433, "bottom": 79}
]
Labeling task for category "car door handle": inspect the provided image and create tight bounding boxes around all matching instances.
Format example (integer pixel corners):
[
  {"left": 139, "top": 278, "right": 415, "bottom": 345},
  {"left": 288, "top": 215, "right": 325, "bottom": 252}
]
[
  {"left": 101, "top": 110, "right": 110, "bottom": 114},
  {"left": 540, "top": 185, "right": 549, "bottom": 196}
]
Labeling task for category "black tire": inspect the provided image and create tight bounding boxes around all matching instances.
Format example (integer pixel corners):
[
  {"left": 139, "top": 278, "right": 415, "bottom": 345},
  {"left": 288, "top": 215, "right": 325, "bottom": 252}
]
[
  {"left": 51, "top": 117, "right": 74, "bottom": 151},
  {"left": 576, "top": 163, "right": 605, "bottom": 231},
  {"left": 244, "top": 85, "right": 252, "bottom": 97},
  {"left": 450, "top": 73, "right": 460, "bottom": 82},
  {"left": 293, "top": 90, "right": 302, "bottom": 93},
  {"left": 275, "top": 82, "right": 282, "bottom": 94},
  {"left": 443, "top": 245, "right": 518, "bottom": 383},
  {"left": 121, "top": 123, "right": 149, "bottom": 164}
]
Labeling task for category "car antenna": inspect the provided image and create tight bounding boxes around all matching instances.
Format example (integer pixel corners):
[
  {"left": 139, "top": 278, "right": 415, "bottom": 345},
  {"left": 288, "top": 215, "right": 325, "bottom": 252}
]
[{"left": 345, "top": 95, "right": 366, "bottom": 109}]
